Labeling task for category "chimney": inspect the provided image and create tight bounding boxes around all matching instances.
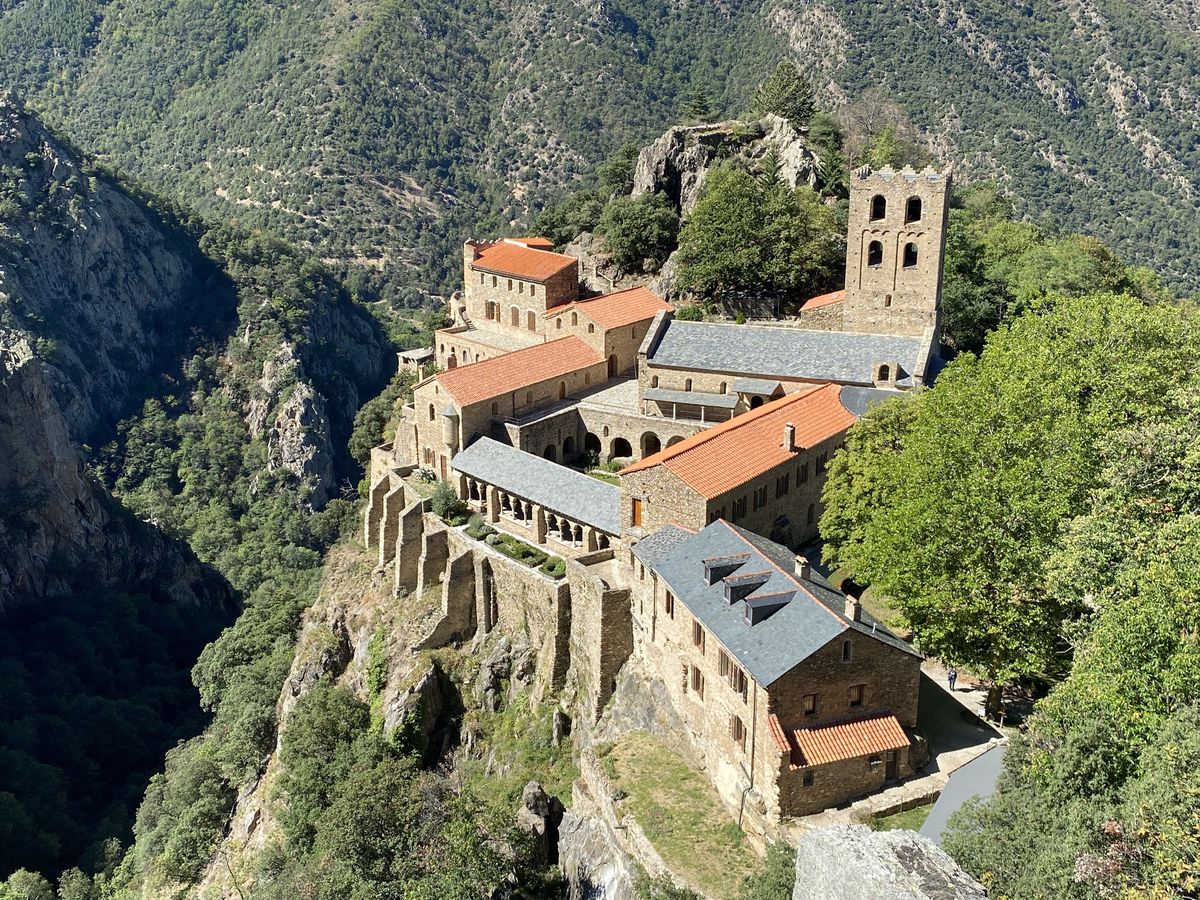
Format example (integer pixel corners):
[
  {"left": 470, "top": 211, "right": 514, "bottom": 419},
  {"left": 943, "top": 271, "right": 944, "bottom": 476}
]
[
  {"left": 845, "top": 595, "right": 862, "bottom": 623},
  {"left": 783, "top": 422, "right": 796, "bottom": 452},
  {"left": 793, "top": 555, "right": 811, "bottom": 581}
]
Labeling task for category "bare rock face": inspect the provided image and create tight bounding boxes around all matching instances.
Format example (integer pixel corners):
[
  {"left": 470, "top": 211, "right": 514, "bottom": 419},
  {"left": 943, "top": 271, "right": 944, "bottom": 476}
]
[
  {"left": 0, "top": 93, "right": 206, "bottom": 442},
  {"left": 792, "top": 825, "right": 987, "bottom": 900},
  {"left": 517, "top": 781, "right": 565, "bottom": 866},
  {"left": 0, "top": 331, "right": 235, "bottom": 613},
  {"left": 632, "top": 114, "right": 821, "bottom": 216}
]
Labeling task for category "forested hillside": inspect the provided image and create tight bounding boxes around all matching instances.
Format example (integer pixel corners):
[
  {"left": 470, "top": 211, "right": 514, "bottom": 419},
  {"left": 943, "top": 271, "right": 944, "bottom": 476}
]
[{"left": 0, "top": 0, "right": 1196, "bottom": 297}]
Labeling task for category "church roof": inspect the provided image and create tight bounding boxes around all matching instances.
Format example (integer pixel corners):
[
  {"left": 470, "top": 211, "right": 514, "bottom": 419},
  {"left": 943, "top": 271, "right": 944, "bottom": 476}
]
[
  {"left": 548, "top": 286, "right": 673, "bottom": 330},
  {"left": 619, "top": 384, "right": 856, "bottom": 499},
  {"left": 471, "top": 239, "right": 577, "bottom": 281},
  {"left": 645, "top": 319, "right": 928, "bottom": 386},
  {"left": 436, "top": 336, "right": 602, "bottom": 407}
]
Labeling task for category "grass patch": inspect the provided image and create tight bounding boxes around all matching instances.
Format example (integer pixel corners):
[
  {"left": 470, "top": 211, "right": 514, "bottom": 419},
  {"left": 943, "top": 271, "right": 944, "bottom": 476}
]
[
  {"left": 586, "top": 470, "right": 620, "bottom": 485},
  {"left": 457, "top": 694, "right": 578, "bottom": 808},
  {"left": 871, "top": 802, "right": 933, "bottom": 832},
  {"left": 608, "top": 731, "right": 760, "bottom": 899}
]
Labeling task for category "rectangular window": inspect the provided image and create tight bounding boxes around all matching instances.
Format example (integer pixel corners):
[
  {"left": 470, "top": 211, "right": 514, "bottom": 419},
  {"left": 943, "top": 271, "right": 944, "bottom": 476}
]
[
  {"left": 802, "top": 770, "right": 814, "bottom": 787},
  {"left": 753, "top": 486, "right": 767, "bottom": 510},
  {"left": 664, "top": 590, "right": 675, "bottom": 619},
  {"left": 775, "top": 474, "right": 789, "bottom": 497},
  {"left": 479, "top": 272, "right": 484, "bottom": 284},
  {"left": 730, "top": 715, "right": 746, "bottom": 750},
  {"left": 803, "top": 693, "right": 817, "bottom": 716},
  {"left": 730, "top": 666, "right": 748, "bottom": 701},
  {"left": 690, "top": 665, "right": 705, "bottom": 700},
  {"left": 868, "top": 754, "right": 882, "bottom": 769},
  {"left": 631, "top": 498, "right": 643, "bottom": 527},
  {"left": 718, "top": 649, "right": 730, "bottom": 677},
  {"left": 519, "top": 281, "right": 525, "bottom": 294},
  {"left": 507, "top": 278, "right": 513, "bottom": 291},
  {"left": 799, "top": 462, "right": 809, "bottom": 483},
  {"left": 492, "top": 275, "right": 497, "bottom": 287},
  {"left": 732, "top": 497, "right": 747, "bottom": 520},
  {"left": 850, "top": 684, "right": 865, "bottom": 708},
  {"left": 692, "top": 620, "right": 706, "bottom": 653}
]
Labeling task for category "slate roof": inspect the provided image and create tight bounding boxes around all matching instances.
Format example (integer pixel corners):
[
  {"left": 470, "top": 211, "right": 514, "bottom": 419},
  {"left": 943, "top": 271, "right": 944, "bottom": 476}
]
[
  {"left": 471, "top": 239, "right": 577, "bottom": 281},
  {"left": 838, "top": 385, "right": 905, "bottom": 417},
  {"left": 644, "top": 520, "right": 917, "bottom": 687},
  {"left": 920, "top": 744, "right": 1006, "bottom": 846},
  {"left": 620, "top": 384, "right": 856, "bottom": 499},
  {"left": 731, "top": 377, "right": 783, "bottom": 396},
  {"left": 451, "top": 437, "right": 621, "bottom": 534},
  {"left": 631, "top": 524, "right": 694, "bottom": 569},
  {"left": 646, "top": 320, "right": 928, "bottom": 386},
  {"left": 548, "top": 286, "right": 672, "bottom": 330},
  {"left": 436, "top": 337, "right": 603, "bottom": 407},
  {"left": 642, "top": 387, "right": 739, "bottom": 409}
]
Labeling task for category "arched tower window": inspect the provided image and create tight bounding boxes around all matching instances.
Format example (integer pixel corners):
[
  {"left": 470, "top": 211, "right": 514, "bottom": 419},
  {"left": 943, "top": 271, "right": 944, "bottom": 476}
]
[
  {"left": 903, "top": 243, "right": 919, "bottom": 269},
  {"left": 870, "top": 195, "right": 887, "bottom": 221},
  {"left": 906, "top": 196, "right": 923, "bottom": 223},
  {"left": 527, "top": 310, "right": 537, "bottom": 331},
  {"left": 867, "top": 241, "right": 884, "bottom": 267},
  {"left": 428, "top": 404, "right": 436, "bottom": 421},
  {"left": 571, "top": 312, "right": 578, "bottom": 326}
]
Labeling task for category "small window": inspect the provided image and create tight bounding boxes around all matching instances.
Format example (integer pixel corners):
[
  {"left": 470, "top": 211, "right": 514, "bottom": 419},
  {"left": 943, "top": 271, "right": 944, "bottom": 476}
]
[
  {"left": 528, "top": 310, "right": 537, "bottom": 331},
  {"left": 850, "top": 684, "right": 865, "bottom": 708},
  {"left": 664, "top": 590, "right": 675, "bottom": 618},
  {"left": 651, "top": 375, "right": 659, "bottom": 388},
  {"left": 753, "top": 485, "right": 767, "bottom": 510},
  {"left": 519, "top": 281, "right": 525, "bottom": 294},
  {"left": 428, "top": 403, "right": 435, "bottom": 421},
  {"left": 479, "top": 272, "right": 484, "bottom": 284},
  {"left": 492, "top": 275, "right": 497, "bottom": 287},
  {"left": 802, "top": 771, "right": 815, "bottom": 787},
  {"left": 868, "top": 754, "right": 882, "bottom": 769},
  {"left": 556, "top": 318, "right": 562, "bottom": 330},
  {"left": 685, "top": 378, "right": 693, "bottom": 391},
  {"left": 718, "top": 649, "right": 730, "bottom": 677},
  {"left": 692, "top": 620, "right": 706, "bottom": 653},
  {"left": 691, "top": 665, "right": 705, "bottom": 699},
  {"left": 730, "top": 715, "right": 746, "bottom": 750},
  {"left": 571, "top": 312, "right": 578, "bottom": 326},
  {"left": 559, "top": 381, "right": 567, "bottom": 400},
  {"left": 803, "top": 693, "right": 817, "bottom": 716},
  {"left": 905, "top": 196, "right": 923, "bottom": 224},
  {"left": 491, "top": 402, "right": 498, "bottom": 415},
  {"left": 883, "top": 293, "right": 892, "bottom": 308},
  {"left": 842, "top": 640, "right": 853, "bottom": 663},
  {"left": 730, "top": 666, "right": 748, "bottom": 701},
  {"left": 799, "top": 462, "right": 809, "bottom": 484},
  {"left": 870, "top": 194, "right": 887, "bottom": 221},
  {"left": 903, "top": 243, "right": 918, "bottom": 269},
  {"left": 631, "top": 498, "right": 644, "bottom": 527},
  {"left": 732, "top": 497, "right": 747, "bottom": 520},
  {"left": 867, "top": 240, "right": 884, "bottom": 268},
  {"left": 588, "top": 323, "right": 595, "bottom": 334},
  {"left": 507, "top": 278, "right": 513, "bottom": 291},
  {"left": 776, "top": 474, "right": 789, "bottom": 497},
  {"left": 878, "top": 365, "right": 891, "bottom": 383},
  {"left": 719, "top": 382, "right": 727, "bottom": 393},
  {"left": 807, "top": 504, "right": 815, "bottom": 525}
]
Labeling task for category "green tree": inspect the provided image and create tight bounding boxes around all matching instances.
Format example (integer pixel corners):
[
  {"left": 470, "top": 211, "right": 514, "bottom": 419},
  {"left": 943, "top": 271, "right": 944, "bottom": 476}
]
[
  {"left": 0, "top": 871, "right": 53, "bottom": 900},
  {"left": 675, "top": 167, "right": 840, "bottom": 298},
  {"left": 598, "top": 144, "right": 642, "bottom": 196},
  {"left": 752, "top": 61, "right": 815, "bottom": 126},
  {"left": 597, "top": 194, "right": 680, "bottom": 271},
  {"left": 738, "top": 843, "right": 796, "bottom": 900},
  {"left": 682, "top": 86, "right": 716, "bottom": 122},
  {"left": 821, "top": 294, "right": 1200, "bottom": 713}
]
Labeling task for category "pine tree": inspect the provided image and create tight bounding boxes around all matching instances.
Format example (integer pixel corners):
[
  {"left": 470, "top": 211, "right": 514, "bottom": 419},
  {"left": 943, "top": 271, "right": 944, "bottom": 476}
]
[
  {"left": 682, "top": 86, "right": 716, "bottom": 122},
  {"left": 752, "top": 61, "right": 816, "bottom": 126}
]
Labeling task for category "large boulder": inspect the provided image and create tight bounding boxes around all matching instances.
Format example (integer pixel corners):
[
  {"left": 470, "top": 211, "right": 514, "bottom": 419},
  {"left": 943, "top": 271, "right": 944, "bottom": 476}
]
[{"left": 792, "top": 825, "right": 987, "bottom": 900}]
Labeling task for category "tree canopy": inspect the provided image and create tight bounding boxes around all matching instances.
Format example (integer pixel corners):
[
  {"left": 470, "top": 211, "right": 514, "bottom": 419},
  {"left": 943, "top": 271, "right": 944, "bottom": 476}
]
[{"left": 751, "top": 61, "right": 815, "bottom": 126}]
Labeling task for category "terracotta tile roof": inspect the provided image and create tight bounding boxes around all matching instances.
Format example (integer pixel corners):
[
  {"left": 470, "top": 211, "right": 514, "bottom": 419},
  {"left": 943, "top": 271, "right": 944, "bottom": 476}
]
[
  {"left": 511, "top": 236, "right": 555, "bottom": 250},
  {"left": 767, "top": 714, "right": 792, "bottom": 754},
  {"left": 619, "top": 384, "right": 857, "bottom": 499},
  {"left": 787, "top": 714, "right": 910, "bottom": 767},
  {"left": 471, "top": 240, "right": 577, "bottom": 281},
  {"left": 800, "top": 289, "right": 846, "bottom": 310},
  {"left": 436, "top": 336, "right": 603, "bottom": 407},
  {"left": 546, "top": 286, "right": 673, "bottom": 330}
]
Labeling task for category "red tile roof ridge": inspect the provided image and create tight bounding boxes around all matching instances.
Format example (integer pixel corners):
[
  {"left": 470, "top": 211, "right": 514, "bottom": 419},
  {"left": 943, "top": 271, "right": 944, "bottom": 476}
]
[
  {"left": 618, "top": 383, "right": 834, "bottom": 478},
  {"left": 544, "top": 286, "right": 672, "bottom": 329},
  {"left": 471, "top": 241, "right": 577, "bottom": 281},
  {"left": 800, "top": 289, "right": 847, "bottom": 310},
  {"left": 788, "top": 713, "right": 910, "bottom": 767},
  {"left": 435, "top": 336, "right": 602, "bottom": 406}
]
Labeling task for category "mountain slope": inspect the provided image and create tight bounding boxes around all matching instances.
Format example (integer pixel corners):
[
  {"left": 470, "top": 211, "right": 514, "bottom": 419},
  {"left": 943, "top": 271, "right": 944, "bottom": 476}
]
[{"left": 1, "top": 0, "right": 1197, "bottom": 293}]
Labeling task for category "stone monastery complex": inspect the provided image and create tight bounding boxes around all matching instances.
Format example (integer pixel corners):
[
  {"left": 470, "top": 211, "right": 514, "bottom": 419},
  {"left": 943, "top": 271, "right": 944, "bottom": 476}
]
[{"left": 366, "top": 166, "right": 950, "bottom": 837}]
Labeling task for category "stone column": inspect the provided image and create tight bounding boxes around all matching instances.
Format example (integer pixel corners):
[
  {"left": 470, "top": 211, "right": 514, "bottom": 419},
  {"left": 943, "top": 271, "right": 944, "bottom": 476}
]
[
  {"left": 535, "top": 505, "right": 548, "bottom": 544},
  {"left": 585, "top": 527, "right": 598, "bottom": 553},
  {"left": 486, "top": 485, "right": 500, "bottom": 522}
]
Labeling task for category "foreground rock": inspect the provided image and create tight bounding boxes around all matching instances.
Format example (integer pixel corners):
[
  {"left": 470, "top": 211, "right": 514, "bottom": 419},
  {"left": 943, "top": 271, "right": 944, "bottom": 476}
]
[{"left": 793, "top": 825, "right": 987, "bottom": 900}]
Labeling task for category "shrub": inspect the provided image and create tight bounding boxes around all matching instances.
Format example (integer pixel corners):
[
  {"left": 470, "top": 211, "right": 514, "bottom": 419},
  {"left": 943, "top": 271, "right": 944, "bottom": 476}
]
[
  {"left": 540, "top": 557, "right": 567, "bottom": 579},
  {"left": 430, "top": 481, "right": 469, "bottom": 525},
  {"left": 674, "top": 304, "right": 706, "bottom": 321},
  {"left": 597, "top": 193, "right": 680, "bottom": 272}
]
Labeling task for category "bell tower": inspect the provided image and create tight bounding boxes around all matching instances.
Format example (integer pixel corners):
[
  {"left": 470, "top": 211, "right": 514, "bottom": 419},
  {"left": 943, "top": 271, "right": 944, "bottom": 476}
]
[{"left": 841, "top": 165, "right": 951, "bottom": 339}]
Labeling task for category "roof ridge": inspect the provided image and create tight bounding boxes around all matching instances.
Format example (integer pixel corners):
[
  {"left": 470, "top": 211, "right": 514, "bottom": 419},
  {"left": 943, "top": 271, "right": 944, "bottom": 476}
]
[{"left": 619, "top": 383, "right": 834, "bottom": 476}]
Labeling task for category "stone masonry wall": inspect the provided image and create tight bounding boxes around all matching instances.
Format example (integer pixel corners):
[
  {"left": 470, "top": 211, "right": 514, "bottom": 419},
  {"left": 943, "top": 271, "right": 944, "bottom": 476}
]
[{"left": 567, "top": 551, "right": 633, "bottom": 722}]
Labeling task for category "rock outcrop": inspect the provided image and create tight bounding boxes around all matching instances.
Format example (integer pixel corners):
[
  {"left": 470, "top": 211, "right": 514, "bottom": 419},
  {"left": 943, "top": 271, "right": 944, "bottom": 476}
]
[
  {"left": 792, "top": 825, "right": 987, "bottom": 900},
  {"left": 0, "top": 331, "right": 235, "bottom": 613},
  {"left": 632, "top": 114, "right": 821, "bottom": 216}
]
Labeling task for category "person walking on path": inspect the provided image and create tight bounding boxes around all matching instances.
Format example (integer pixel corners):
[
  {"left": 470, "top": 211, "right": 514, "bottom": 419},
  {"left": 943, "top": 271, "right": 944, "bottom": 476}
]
[{"left": 947, "top": 667, "right": 958, "bottom": 692}]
